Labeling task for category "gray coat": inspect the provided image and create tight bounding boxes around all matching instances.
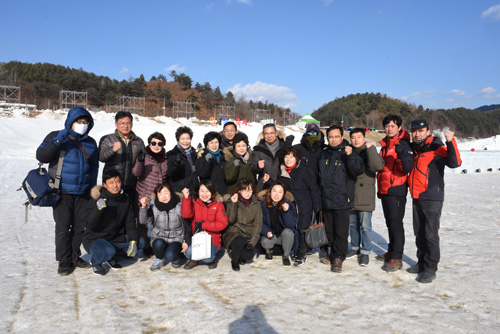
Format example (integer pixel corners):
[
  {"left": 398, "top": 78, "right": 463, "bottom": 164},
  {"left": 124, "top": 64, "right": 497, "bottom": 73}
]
[
  {"left": 139, "top": 197, "right": 184, "bottom": 246},
  {"left": 352, "top": 143, "right": 385, "bottom": 211}
]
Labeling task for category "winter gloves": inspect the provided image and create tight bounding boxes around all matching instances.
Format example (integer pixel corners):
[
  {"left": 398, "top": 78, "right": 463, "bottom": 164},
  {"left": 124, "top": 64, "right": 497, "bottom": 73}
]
[
  {"left": 127, "top": 240, "right": 137, "bottom": 257},
  {"left": 53, "top": 129, "right": 69, "bottom": 145},
  {"left": 96, "top": 198, "right": 107, "bottom": 210}
]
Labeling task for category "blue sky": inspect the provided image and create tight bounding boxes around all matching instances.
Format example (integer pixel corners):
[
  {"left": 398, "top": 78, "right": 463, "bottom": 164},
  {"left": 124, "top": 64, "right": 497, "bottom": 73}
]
[{"left": 2, "top": 0, "right": 500, "bottom": 115}]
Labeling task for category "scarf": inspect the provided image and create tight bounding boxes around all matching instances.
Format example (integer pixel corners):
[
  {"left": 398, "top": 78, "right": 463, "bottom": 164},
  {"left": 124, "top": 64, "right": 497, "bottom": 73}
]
[
  {"left": 207, "top": 147, "right": 222, "bottom": 164},
  {"left": 146, "top": 146, "right": 166, "bottom": 163},
  {"left": 238, "top": 194, "right": 252, "bottom": 208},
  {"left": 102, "top": 187, "right": 122, "bottom": 200},
  {"left": 240, "top": 151, "right": 250, "bottom": 164},
  {"left": 154, "top": 194, "right": 179, "bottom": 212},
  {"left": 306, "top": 133, "right": 321, "bottom": 147},
  {"left": 265, "top": 139, "right": 280, "bottom": 157},
  {"left": 177, "top": 143, "right": 194, "bottom": 166},
  {"left": 284, "top": 162, "right": 296, "bottom": 175}
]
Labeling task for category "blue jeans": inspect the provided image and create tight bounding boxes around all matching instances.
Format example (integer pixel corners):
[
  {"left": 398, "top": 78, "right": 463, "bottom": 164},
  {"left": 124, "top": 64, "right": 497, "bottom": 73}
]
[
  {"left": 349, "top": 210, "right": 373, "bottom": 255},
  {"left": 152, "top": 239, "right": 182, "bottom": 263},
  {"left": 89, "top": 237, "right": 145, "bottom": 265},
  {"left": 185, "top": 243, "right": 219, "bottom": 264}
]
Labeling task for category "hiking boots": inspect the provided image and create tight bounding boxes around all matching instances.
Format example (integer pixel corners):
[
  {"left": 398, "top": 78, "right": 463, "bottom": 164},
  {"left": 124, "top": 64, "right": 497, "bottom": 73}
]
[
  {"left": 57, "top": 261, "right": 75, "bottom": 276},
  {"left": 184, "top": 260, "right": 199, "bottom": 270},
  {"left": 346, "top": 249, "right": 359, "bottom": 259},
  {"left": 418, "top": 271, "right": 436, "bottom": 283},
  {"left": 73, "top": 257, "right": 90, "bottom": 269},
  {"left": 375, "top": 252, "right": 390, "bottom": 262},
  {"left": 382, "top": 259, "right": 403, "bottom": 272},
  {"left": 92, "top": 264, "right": 106, "bottom": 276},
  {"left": 358, "top": 254, "right": 369, "bottom": 266},
  {"left": 150, "top": 258, "right": 165, "bottom": 271},
  {"left": 319, "top": 248, "right": 330, "bottom": 264},
  {"left": 282, "top": 256, "right": 291, "bottom": 266},
  {"left": 331, "top": 258, "right": 343, "bottom": 273}
]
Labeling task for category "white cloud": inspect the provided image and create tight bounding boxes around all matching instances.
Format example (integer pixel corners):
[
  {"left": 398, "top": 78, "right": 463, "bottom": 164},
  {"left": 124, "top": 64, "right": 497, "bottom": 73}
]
[
  {"left": 481, "top": 4, "right": 500, "bottom": 21},
  {"left": 401, "top": 91, "right": 420, "bottom": 101},
  {"left": 165, "top": 64, "right": 186, "bottom": 73},
  {"left": 227, "top": 81, "right": 298, "bottom": 109},
  {"left": 119, "top": 67, "right": 129, "bottom": 74},
  {"left": 450, "top": 89, "right": 466, "bottom": 96},
  {"left": 480, "top": 86, "right": 497, "bottom": 95}
]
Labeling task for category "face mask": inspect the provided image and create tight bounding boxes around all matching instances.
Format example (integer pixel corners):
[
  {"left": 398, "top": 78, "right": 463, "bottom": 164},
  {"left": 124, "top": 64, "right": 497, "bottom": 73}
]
[{"left": 73, "top": 123, "right": 89, "bottom": 135}]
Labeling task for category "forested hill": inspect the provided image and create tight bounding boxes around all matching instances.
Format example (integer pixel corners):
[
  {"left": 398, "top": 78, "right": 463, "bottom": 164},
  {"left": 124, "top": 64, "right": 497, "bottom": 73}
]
[
  {"left": 476, "top": 104, "right": 500, "bottom": 112},
  {"left": 312, "top": 92, "right": 500, "bottom": 138},
  {"left": 0, "top": 61, "right": 296, "bottom": 122}
]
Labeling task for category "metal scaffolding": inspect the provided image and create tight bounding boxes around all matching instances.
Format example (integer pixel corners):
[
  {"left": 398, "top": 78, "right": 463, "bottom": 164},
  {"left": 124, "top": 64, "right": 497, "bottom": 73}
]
[
  {"left": 1, "top": 85, "right": 21, "bottom": 102},
  {"left": 252, "top": 108, "right": 271, "bottom": 122},
  {"left": 173, "top": 100, "right": 196, "bottom": 119},
  {"left": 214, "top": 104, "right": 235, "bottom": 119},
  {"left": 119, "top": 96, "right": 145, "bottom": 115},
  {"left": 60, "top": 90, "right": 87, "bottom": 109}
]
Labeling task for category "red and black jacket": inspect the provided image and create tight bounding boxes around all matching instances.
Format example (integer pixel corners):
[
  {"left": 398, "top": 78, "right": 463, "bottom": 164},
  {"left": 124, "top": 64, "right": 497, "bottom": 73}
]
[
  {"left": 408, "top": 136, "right": 461, "bottom": 201},
  {"left": 377, "top": 129, "right": 414, "bottom": 197}
]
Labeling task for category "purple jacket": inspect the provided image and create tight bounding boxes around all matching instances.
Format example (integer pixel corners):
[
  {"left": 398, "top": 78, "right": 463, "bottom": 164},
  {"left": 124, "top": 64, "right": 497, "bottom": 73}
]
[{"left": 132, "top": 150, "right": 167, "bottom": 202}]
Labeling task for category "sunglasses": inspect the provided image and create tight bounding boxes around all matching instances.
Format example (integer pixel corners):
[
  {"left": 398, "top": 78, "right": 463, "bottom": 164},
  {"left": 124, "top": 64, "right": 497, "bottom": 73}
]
[
  {"left": 307, "top": 131, "right": 318, "bottom": 136},
  {"left": 411, "top": 120, "right": 428, "bottom": 129},
  {"left": 150, "top": 141, "right": 164, "bottom": 147}
]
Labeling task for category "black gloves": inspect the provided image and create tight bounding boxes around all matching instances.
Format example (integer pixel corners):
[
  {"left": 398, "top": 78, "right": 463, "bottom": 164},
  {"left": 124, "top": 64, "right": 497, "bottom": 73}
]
[
  {"left": 137, "top": 152, "right": 145, "bottom": 162},
  {"left": 395, "top": 143, "right": 404, "bottom": 160},
  {"left": 245, "top": 242, "right": 254, "bottom": 250},
  {"left": 194, "top": 221, "right": 203, "bottom": 234}
]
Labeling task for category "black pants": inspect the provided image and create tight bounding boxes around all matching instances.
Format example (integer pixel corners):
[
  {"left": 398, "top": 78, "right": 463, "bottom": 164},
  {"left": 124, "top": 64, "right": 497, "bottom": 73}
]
[
  {"left": 323, "top": 208, "right": 351, "bottom": 261},
  {"left": 381, "top": 195, "right": 407, "bottom": 260},
  {"left": 52, "top": 193, "right": 88, "bottom": 263},
  {"left": 413, "top": 199, "right": 443, "bottom": 273},
  {"left": 229, "top": 236, "right": 254, "bottom": 263},
  {"left": 296, "top": 229, "right": 308, "bottom": 260}
]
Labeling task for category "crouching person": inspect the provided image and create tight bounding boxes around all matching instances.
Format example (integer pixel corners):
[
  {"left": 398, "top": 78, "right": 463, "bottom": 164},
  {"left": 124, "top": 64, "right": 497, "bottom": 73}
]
[
  {"left": 83, "top": 170, "right": 142, "bottom": 276},
  {"left": 139, "top": 182, "right": 185, "bottom": 271}
]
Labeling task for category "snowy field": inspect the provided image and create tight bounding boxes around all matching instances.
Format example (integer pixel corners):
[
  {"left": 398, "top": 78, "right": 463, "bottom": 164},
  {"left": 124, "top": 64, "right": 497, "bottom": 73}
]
[{"left": 1, "top": 109, "right": 499, "bottom": 333}]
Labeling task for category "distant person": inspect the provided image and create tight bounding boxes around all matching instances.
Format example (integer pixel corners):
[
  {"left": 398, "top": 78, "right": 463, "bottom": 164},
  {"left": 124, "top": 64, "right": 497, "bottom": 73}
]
[
  {"left": 224, "top": 133, "right": 256, "bottom": 194},
  {"left": 220, "top": 121, "right": 239, "bottom": 149},
  {"left": 139, "top": 182, "right": 184, "bottom": 271},
  {"left": 259, "top": 181, "right": 298, "bottom": 267},
  {"left": 252, "top": 123, "right": 294, "bottom": 191},
  {"left": 376, "top": 115, "right": 414, "bottom": 272},
  {"left": 407, "top": 119, "right": 461, "bottom": 283},
  {"left": 223, "top": 178, "right": 262, "bottom": 272},
  {"left": 83, "top": 170, "right": 140, "bottom": 276},
  {"left": 278, "top": 146, "right": 321, "bottom": 266},
  {"left": 132, "top": 132, "right": 168, "bottom": 253},
  {"left": 346, "top": 128, "right": 385, "bottom": 266},
  {"left": 36, "top": 107, "right": 99, "bottom": 276},
  {"left": 318, "top": 125, "right": 364, "bottom": 273},
  {"left": 181, "top": 180, "right": 228, "bottom": 270},
  {"left": 167, "top": 126, "right": 199, "bottom": 193},
  {"left": 195, "top": 131, "right": 227, "bottom": 196}
]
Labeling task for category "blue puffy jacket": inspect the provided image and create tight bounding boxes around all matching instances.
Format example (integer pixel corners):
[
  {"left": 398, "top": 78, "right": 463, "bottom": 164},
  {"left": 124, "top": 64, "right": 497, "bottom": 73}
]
[{"left": 36, "top": 107, "right": 99, "bottom": 195}]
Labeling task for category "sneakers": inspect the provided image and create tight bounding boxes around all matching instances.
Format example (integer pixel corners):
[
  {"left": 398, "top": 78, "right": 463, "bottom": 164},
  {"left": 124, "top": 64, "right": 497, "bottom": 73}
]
[
  {"left": 375, "top": 252, "right": 390, "bottom": 262},
  {"left": 407, "top": 264, "right": 421, "bottom": 274},
  {"left": 172, "top": 259, "right": 181, "bottom": 268},
  {"left": 282, "top": 256, "right": 291, "bottom": 266},
  {"left": 293, "top": 257, "right": 307, "bottom": 266},
  {"left": 331, "top": 258, "right": 343, "bottom": 273},
  {"left": 184, "top": 260, "right": 199, "bottom": 270},
  {"left": 92, "top": 264, "right": 106, "bottom": 276},
  {"left": 418, "top": 271, "right": 436, "bottom": 283},
  {"left": 105, "top": 258, "right": 122, "bottom": 270},
  {"left": 57, "top": 261, "right": 75, "bottom": 276},
  {"left": 150, "top": 258, "right": 165, "bottom": 271},
  {"left": 73, "top": 257, "right": 90, "bottom": 269},
  {"left": 358, "top": 254, "right": 369, "bottom": 266},
  {"left": 382, "top": 259, "right": 403, "bottom": 272},
  {"left": 346, "top": 249, "right": 359, "bottom": 259}
]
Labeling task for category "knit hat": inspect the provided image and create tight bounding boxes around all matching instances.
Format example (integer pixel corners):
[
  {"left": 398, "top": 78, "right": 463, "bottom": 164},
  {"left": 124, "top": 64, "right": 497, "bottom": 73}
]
[{"left": 305, "top": 123, "right": 320, "bottom": 133}]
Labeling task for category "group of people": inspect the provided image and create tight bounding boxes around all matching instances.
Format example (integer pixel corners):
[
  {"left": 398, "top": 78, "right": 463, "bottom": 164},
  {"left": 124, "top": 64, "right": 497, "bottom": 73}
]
[{"left": 37, "top": 107, "right": 461, "bottom": 283}]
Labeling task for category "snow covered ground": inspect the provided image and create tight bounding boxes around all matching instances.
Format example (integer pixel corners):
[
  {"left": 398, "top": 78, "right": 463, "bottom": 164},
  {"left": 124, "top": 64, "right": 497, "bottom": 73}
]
[{"left": 1, "top": 109, "right": 500, "bottom": 333}]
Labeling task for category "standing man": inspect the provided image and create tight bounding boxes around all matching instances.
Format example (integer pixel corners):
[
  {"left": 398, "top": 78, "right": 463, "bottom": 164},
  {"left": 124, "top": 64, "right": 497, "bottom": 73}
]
[
  {"left": 220, "top": 121, "right": 239, "bottom": 149},
  {"left": 36, "top": 107, "right": 99, "bottom": 276},
  {"left": 408, "top": 119, "right": 461, "bottom": 283},
  {"left": 98, "top": 111, "right": 147, "bottom": 252},
  {"left": 376, "top": 115, "right": 414, "bottom": 272},
  {"left": 318, "top": 125, "right": 364, "bottom": 273},
  {"left": 252, "top": 123, "right": 294, "bottom": 191},
  {"left": 347, "top": 128, "right": 385, "bottom": 266}
]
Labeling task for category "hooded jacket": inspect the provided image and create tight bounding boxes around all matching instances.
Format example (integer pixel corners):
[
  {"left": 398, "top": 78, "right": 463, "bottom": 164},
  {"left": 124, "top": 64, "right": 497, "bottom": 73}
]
[
  {"left": 352, "top": 143, "right": 385, "bottom": 211},
  {"left": 293, "top": 131, "right": 325, "bottom": 179},
  {"left": 408, "top": 136, "right": 461, "bottom": 201},
  {"left": 36, "top": 107, "right": 98, "bottom": 195},
  {"left": 318, "top": 139, "right": 365, "bottom": 210},
  {"left": 98, "top": 130, "right": 145, "bottom": 190},
  {"left": 377, "top": 129, "right": 414, "bottom": 197},
  {"left": 251, "top": 130, "right": 294, "bottom": 191},
  {"left": 82, "top": 185, "right": 138, "bottom": 252}
]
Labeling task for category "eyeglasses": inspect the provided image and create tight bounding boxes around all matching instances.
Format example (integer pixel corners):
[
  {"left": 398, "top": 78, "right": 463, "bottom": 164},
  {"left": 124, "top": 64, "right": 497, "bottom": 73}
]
[
  {"left": 411, "top": 120, "right": 428, "bottom": 129},
  {"left": 117, "top": 122, "right": 132, "bottom": 126},
  {"left": 307, "top": 131, "right": 318, "bottom": 136},
  {"left": 150, "top": 141, "right": 164, "bottom": 147}
]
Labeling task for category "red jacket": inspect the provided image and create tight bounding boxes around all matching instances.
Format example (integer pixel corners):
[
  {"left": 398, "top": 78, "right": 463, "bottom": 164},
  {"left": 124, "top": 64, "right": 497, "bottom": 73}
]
[
  {"left": 409, "top": 136, "right": 461, "bottom": 201},
  {"left": 377, "top": 129, "right": 414, "bottom": 196},
  {"left": 181, "top": 197, "right": 228, "bottom": 249}
]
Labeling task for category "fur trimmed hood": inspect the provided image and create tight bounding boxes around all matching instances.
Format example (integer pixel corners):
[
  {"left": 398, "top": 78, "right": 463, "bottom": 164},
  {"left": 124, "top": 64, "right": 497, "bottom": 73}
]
[
  {"left": 90, "top": 185, "right": 102, "bottom": 200},
  {"left": 222, "top": 146, "right": 252, "bottom": 162},
  {"left": 256, "top": 189, "right": 295, "bottom": 202}
]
